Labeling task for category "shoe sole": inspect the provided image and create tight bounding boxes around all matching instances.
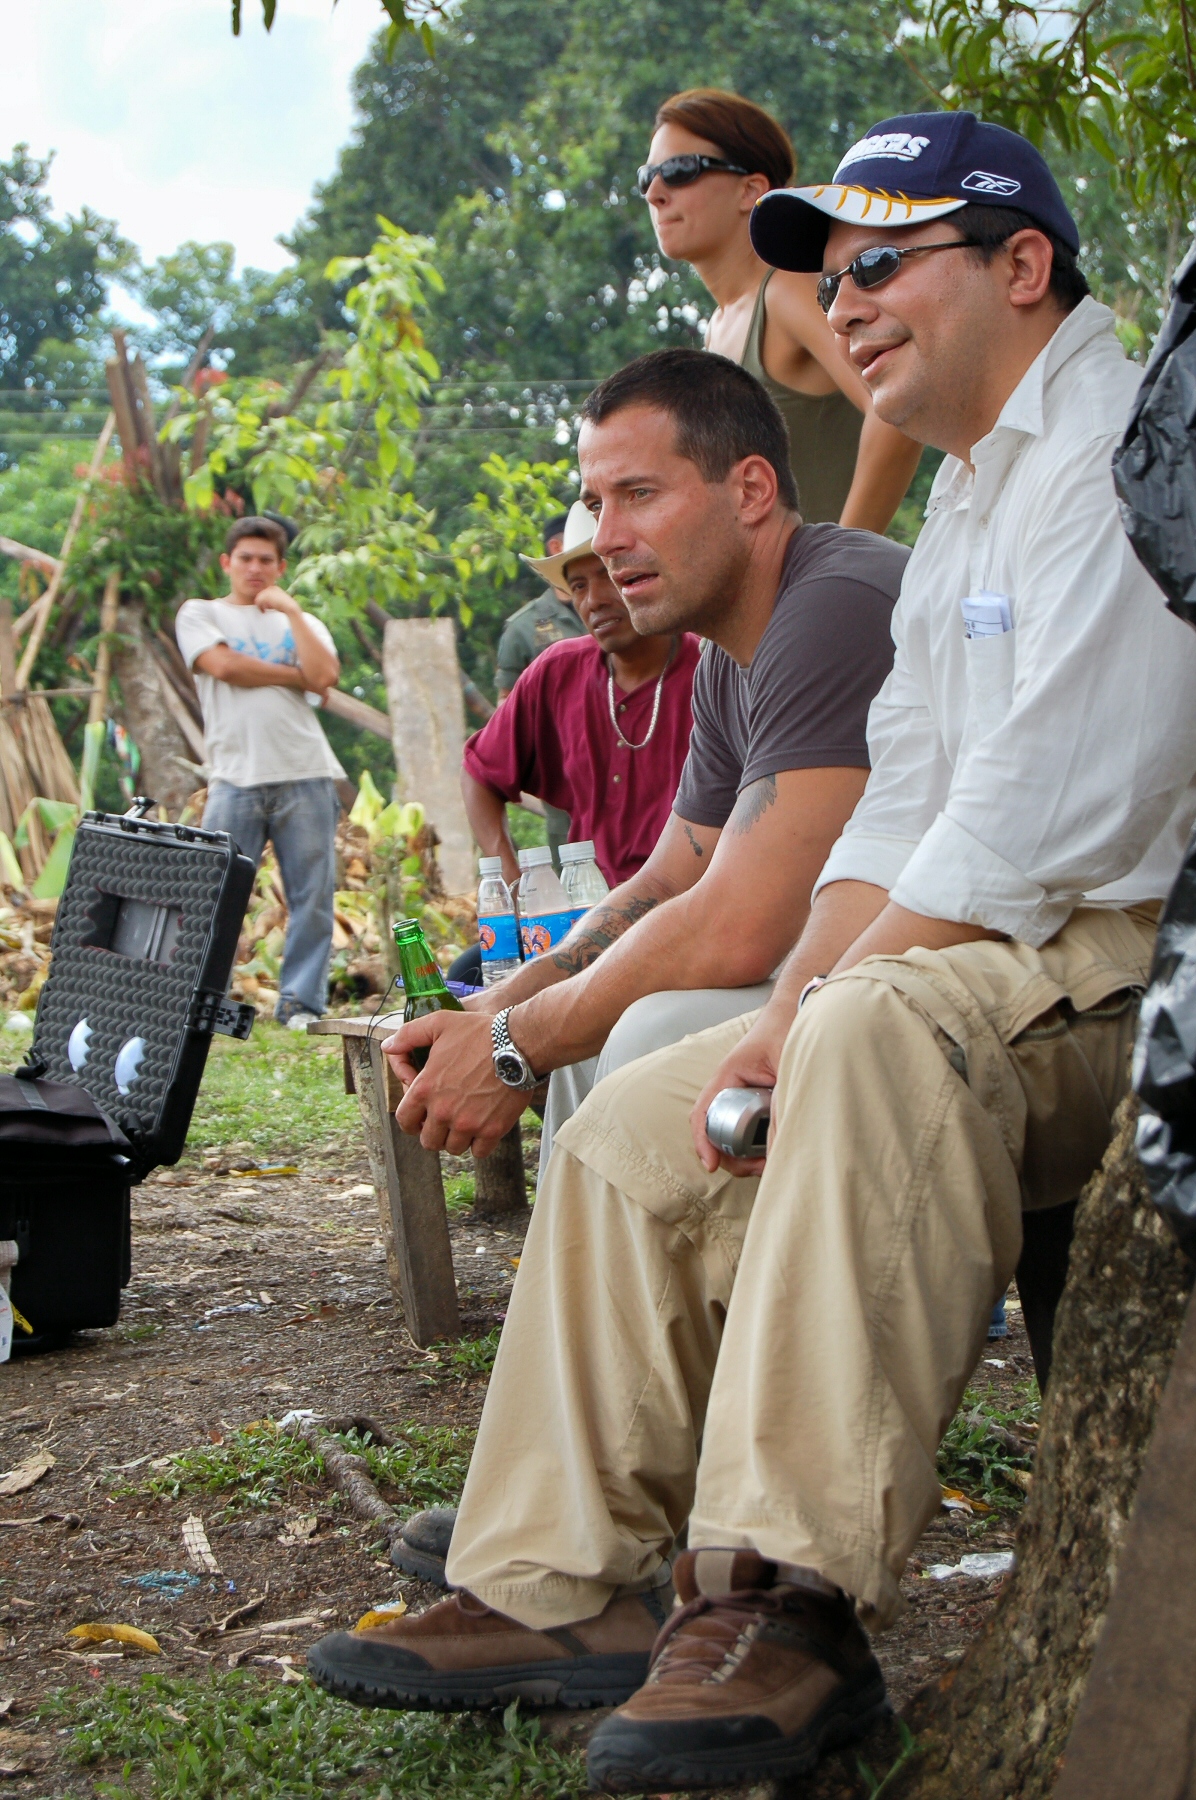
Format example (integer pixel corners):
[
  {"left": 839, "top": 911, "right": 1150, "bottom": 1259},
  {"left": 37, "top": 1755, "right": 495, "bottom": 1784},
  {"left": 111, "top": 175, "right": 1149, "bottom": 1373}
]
[
  {"left": 307, "top": 1640, "right": 650, "bottom": 1713},
  {"left": 389, "top": 1540, "right": 450, "bottom": 1589},
  {"left": 587, "top": 1673, "right": 889, "bottom": 1791}
]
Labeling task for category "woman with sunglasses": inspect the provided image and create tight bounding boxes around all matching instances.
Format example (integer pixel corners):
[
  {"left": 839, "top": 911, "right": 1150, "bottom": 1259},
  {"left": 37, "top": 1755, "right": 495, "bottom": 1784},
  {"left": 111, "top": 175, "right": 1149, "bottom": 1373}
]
[{"left": 641, "top": 89, "right": 922, "bottom": 533}]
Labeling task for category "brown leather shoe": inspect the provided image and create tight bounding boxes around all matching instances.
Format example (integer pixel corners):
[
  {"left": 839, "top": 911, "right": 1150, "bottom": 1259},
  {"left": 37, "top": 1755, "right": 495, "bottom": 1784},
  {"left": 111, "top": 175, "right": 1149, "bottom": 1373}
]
[
  {"left": 586, "top": 1549, "right": 888, "bottom": 1791},
  {"left": 308, "top": 1582, "right": 670, "bottom": 1712}
]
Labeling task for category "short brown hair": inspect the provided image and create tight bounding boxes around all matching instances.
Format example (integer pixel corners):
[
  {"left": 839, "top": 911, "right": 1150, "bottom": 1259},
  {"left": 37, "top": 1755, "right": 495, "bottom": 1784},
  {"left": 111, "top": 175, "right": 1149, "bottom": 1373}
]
[
  {"left": 653, "top": 89, "right": 795, "bottom": 192},
  {"left": 225, "top": 516, "right": 287, "bottom": 557},
  {"left": 580, "top": 349, "right": 800, "bottom": 513}
]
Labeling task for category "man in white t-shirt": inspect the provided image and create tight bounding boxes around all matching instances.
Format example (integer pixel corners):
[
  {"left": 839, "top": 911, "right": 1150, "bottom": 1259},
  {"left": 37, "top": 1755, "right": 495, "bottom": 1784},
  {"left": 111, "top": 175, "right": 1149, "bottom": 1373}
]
[{"left": 175, "top": 516, "right": 344, "bottom": 1029}]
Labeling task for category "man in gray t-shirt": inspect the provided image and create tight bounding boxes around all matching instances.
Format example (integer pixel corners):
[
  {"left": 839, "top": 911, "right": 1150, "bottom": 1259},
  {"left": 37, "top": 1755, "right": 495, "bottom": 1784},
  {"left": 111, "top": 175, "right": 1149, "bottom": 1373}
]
[{"left": 378, "top": 349, "right": 909, "bottom": 1202}]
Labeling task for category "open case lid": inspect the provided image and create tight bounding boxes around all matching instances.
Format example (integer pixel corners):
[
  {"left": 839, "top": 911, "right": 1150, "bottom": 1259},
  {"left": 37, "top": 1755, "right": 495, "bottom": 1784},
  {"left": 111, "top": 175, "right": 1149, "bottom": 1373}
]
[{"left": 30, "top": 812, "right": 256, "bottom": 1175}]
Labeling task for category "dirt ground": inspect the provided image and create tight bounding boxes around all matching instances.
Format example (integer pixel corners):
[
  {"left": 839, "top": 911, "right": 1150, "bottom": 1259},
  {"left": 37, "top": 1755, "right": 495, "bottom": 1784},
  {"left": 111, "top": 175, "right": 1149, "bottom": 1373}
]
[{"left": 0, "top": 1045, "right": 1034, "bottom": 1797}]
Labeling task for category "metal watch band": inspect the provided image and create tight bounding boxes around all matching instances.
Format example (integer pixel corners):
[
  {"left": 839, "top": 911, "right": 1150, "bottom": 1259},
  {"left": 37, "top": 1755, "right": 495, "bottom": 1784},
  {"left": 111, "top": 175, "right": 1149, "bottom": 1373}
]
[{"left": 491, "top": 1007, "right": 539, "bottom": 1090}]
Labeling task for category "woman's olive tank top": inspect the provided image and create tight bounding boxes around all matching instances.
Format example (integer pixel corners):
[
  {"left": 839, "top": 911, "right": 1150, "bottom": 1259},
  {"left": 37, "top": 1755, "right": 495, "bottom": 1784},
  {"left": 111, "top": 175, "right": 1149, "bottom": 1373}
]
[{"left": 738, "top": 270, "right": 862, "bottom": 524}]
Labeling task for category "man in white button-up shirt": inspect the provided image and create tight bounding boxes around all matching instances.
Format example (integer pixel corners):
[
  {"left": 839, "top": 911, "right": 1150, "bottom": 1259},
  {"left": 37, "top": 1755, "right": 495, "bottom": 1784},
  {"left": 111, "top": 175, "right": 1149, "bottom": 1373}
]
[{"left": 308, "top": 117, "right": 1196, "bottom": 1794}]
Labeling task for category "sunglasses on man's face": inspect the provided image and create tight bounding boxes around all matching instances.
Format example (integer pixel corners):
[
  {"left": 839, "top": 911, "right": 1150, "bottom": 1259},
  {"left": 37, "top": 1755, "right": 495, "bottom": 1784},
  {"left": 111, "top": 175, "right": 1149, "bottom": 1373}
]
[
  {"left": 635, "top": 153, "right": 750, "bottom": 198},
  {"left": 816, "top": 239, "right": 985, "bottom": 314}
]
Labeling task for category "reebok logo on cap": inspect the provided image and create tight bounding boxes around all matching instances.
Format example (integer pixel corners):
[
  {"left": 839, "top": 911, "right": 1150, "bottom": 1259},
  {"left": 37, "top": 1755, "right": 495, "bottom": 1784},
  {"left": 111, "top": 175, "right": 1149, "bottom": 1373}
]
[
  {"left": 961, "top": 170, "right": 1023, "bottom": 196},
  {"left": 749, "top": 110, "right": 1079, "bottom": 275}
]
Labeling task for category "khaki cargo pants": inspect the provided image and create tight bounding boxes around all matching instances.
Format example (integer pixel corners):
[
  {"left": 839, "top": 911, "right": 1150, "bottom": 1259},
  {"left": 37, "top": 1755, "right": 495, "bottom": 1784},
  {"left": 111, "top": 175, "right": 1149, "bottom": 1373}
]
[{"left": 447, "top": 906, "right": 1156, "bottom": 1631}]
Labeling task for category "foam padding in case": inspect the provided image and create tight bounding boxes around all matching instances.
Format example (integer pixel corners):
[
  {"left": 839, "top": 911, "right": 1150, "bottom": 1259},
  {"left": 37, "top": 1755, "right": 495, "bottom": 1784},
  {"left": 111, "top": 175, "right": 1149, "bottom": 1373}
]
[{"left": 32, "top": 815, "right": 254, "bottom": 1170}]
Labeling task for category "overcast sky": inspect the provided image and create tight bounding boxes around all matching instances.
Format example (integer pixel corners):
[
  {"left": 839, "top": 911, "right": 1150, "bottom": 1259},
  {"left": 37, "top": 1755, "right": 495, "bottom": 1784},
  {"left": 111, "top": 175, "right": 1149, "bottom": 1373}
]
[{"left": 4, "top": 0, "right": 382, "bottom": 273}]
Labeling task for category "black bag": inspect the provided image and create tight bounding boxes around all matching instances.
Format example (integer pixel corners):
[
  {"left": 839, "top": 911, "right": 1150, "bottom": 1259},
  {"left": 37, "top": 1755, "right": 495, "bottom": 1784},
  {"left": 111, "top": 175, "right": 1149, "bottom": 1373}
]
[
  {"left": 1115, "top": 239, "right": 1196, "bottom": 1253},
  {"left": 1113, "top": 239, "right": 1196, "bottom": 626},
  {"left": 1, "top": 810, "right": 255, "bottom": 1339}
]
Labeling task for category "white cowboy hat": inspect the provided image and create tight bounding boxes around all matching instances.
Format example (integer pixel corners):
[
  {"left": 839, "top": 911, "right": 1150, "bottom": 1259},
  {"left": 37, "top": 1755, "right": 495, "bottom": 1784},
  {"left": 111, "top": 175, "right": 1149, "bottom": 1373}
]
[{"left": 520, "top": 499, "right": 597, "bottom": 597}]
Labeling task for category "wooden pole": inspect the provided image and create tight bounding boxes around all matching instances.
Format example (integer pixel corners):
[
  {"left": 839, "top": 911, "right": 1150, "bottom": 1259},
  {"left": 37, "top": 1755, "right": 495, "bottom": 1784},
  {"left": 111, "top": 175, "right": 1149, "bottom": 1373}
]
[
  {"left": 89, "top": 570, "right": 121, "bottom": 726},
  {"left": 0, "top": 596, "right": 16, "bottom": 702},
  {"left": 15, "top": 412, "right": 115, "bottom": 690},
  {"left": 0, "top": 538, "right": 60, "bottom": 582}
]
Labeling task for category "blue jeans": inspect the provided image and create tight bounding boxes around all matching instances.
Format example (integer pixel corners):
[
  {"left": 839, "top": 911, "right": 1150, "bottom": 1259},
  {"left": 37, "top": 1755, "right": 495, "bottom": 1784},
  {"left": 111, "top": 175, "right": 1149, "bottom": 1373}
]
[{"left": 203, "top": 777, "right": 340, "bottom": 1020}]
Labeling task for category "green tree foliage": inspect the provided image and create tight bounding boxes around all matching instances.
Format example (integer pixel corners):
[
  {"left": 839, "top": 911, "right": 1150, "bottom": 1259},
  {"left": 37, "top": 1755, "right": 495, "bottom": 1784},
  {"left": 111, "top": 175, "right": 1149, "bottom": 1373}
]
[
  {"left": 906, "top": 0, "right": 1196, "bottom": 215},
  {"left": 132, "top": 242, "right": 324, "bottom": 382},
  {"left": 0, "top": 147, "right": 129, "bottom": 390}
]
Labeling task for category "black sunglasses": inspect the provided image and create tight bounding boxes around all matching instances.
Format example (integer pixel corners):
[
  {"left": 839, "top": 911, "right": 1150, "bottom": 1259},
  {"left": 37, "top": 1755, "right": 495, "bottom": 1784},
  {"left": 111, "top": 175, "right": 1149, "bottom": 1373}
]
[
  {"left": 635, "top": 153, "right": 750, "bottom": 198},
  {"left": 816, "top": 239, "right": 989, "bottom": 313}
]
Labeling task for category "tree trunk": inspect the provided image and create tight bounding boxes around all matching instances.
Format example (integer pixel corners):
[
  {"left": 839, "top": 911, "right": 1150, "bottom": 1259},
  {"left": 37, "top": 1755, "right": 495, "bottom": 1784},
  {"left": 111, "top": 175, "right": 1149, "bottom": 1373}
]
[
  {"left": 887, "top": 1097, "right": 1193, "bottom": 1798},
  {"left": 112, "top": 602, "right": 198, "bottom": 816}
]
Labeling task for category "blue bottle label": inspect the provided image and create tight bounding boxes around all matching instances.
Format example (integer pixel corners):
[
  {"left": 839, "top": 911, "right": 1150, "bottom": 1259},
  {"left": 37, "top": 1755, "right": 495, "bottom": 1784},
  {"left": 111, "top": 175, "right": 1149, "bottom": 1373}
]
[
  {"left": 479, "top": 914, "right": 520, "bottom": 963},
  {"left": 520, "top": 910, "right": 574, "bottom": 958}
]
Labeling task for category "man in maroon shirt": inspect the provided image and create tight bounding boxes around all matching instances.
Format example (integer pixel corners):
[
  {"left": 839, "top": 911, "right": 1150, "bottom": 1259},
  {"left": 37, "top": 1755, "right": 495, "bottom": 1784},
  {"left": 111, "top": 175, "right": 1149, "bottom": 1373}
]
[{"left": 462, "top": 500, "right": 700, "bottom": 889}]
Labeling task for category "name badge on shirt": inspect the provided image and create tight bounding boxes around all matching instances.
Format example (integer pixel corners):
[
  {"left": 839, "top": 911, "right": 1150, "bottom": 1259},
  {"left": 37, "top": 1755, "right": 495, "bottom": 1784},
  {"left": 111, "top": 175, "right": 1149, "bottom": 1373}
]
[{"left": 960, "top": 590, "right": 1013, "bottom": 640}]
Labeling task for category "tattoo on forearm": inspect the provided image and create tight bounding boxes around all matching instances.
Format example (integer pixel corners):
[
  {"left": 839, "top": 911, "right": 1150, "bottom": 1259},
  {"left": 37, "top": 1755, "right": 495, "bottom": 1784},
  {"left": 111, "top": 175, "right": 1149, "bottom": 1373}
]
[
  {"left": 683, "top": 824, "right": 705, "bottom": 859},
  {"left": 549, "top": 894, "right": 661, "bottom": 977},
  {"left": 729, "top": 774, "right": 778, "bottom": 836}
]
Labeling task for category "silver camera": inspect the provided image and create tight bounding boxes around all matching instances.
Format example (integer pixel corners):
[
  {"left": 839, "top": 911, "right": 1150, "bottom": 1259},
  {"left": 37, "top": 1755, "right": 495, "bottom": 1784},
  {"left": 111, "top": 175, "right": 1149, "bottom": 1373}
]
[{"left": 705, "top": 1087, "right": 772, "bottom": 1159}]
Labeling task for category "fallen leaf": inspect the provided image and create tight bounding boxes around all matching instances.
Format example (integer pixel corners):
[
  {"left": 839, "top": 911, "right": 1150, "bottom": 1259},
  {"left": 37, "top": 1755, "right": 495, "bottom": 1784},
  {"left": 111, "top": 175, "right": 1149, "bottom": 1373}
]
[
  {"left": 252, "top": 1654, "right": 305, "bottom": 1683},
  {"left": 68, "top": 1623, "right": 160, "bottom": 1655},
  {"left": 182, "top": 1514, "right": 221, "bottom": 1574},
  {"left": 1007, "top": 1468, "right": 1033, "bottom": 1493},
  {"left": 278, "top": 1515, "right": 319, "bottom": 1546},
  {"left": 0, "top": 1451, "right": 55, "bottom": 1498},
  {"left": 940, "top": 1485, "right": 992, "bottom": 1516},
  {"left": 355, "top": 1599, "right": 407, "bottom": 1631},
  {"left": 161, "top": 1706, "right": 188, "bottom": 1725}
]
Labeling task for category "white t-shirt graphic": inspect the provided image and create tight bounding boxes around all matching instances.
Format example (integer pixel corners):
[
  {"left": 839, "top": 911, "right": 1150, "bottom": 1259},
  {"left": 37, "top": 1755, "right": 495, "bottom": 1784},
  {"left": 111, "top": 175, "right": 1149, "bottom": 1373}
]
[{"left": 175, "top": 598, "right": 346, "bottom": 789}]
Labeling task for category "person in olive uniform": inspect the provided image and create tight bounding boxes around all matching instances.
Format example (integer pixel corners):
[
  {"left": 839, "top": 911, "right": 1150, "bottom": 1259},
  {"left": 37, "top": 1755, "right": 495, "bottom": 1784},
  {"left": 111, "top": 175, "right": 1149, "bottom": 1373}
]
[
  {"left": 494, "top": 514, "right": 586, "bottom": 698},
  {"left": 495, "top": 513, "right": 586, "bottom": 857}
]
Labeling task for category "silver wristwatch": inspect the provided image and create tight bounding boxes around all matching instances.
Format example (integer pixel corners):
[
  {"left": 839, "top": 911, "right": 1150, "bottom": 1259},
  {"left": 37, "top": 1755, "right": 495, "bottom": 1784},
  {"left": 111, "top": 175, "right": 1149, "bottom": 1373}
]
[{"left": 491, "top": 1007, "right": 539, "bottom": 1090}]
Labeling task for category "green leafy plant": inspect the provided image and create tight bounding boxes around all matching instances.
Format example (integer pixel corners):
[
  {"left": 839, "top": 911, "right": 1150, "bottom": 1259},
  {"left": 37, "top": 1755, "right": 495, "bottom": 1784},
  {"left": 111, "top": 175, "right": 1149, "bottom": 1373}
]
[
  {"left": 936, "top": 1376, "right": 1040, "bottom": 1513},
  {"left": 858, "top": 1720, "right": 922, "bottom": 1797}
]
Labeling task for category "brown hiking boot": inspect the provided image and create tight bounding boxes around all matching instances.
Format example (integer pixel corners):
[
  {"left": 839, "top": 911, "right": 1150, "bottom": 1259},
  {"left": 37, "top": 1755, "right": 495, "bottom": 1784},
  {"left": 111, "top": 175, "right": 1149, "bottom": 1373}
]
[
  {"left": 307, "top": 1580, "right": 671, "bottom": 1712},
  {"left": 586, "top": 1549, "right": 888, "bottom": 1791}
]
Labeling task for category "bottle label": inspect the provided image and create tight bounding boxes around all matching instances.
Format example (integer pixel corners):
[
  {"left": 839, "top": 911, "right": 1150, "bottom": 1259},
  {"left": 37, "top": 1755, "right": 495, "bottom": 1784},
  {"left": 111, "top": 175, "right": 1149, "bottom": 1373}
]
[
  {"left": 479, "top": 914, "right": 520, "bottom": 963},
  {"left": 520, "top": 911, "right": 574, "bottom": 958}
]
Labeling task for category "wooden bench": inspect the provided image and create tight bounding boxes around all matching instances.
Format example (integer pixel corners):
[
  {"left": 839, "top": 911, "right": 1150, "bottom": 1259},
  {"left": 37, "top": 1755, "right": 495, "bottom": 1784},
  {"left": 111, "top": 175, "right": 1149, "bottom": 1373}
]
[{"left": 307, "top": 1014, "right": 528, "bottom": 1346}]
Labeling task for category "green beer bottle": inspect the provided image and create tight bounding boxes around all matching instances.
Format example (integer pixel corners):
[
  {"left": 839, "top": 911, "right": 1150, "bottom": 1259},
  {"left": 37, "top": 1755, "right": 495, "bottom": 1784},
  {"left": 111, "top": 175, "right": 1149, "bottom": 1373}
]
[{"left": 393, "top": 918, "right": 463, "bottom": 1070}]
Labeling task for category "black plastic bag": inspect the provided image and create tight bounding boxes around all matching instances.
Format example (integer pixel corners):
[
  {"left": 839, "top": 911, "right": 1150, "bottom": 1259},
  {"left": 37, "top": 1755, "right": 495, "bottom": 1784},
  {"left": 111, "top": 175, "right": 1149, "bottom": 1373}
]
[
  {"left": 1133, "top": 834, "right": 1196, "bottom": 1257},
  {"left": 1117, "top": 240, "right": 1196, "bottom": 1252},
  {"left": 1113, "top": 240, "right": 1196, "bottom": 625}
]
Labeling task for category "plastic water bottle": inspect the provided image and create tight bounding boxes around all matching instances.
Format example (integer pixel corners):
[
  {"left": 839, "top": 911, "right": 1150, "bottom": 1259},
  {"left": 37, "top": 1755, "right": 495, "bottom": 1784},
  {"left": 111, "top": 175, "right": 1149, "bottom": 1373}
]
[
  {"left": 559, "top": 841, "right": 610, "bottom": 927},
  {"left": 477, "top": 856, "right": 521, "bottom": 987},
  {"left": 517, "top": 845, "right": 575, "bottom": 959}
]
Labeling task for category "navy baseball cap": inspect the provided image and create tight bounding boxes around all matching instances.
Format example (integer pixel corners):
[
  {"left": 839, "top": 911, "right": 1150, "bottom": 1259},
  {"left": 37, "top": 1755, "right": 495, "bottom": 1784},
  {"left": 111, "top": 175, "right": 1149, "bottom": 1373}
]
[{"left": 750, "top": 112, "right": 1079, "bottom": 273}]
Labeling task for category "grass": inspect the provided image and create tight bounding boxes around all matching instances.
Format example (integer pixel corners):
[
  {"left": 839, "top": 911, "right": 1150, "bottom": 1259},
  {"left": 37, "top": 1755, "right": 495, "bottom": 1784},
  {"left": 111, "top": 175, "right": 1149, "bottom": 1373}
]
[
  {"left": 936, "top": 1375, "right": 1040, "bottom": 1514},
  {"left": 184, "top": 1025, "right": 359, "bottom": 1161},
  {"left": 42, "top": 1676, "right": 587, "bottom": 1799},
  {"left": 136, "top": 1422, "right": 473, "bottom": 1516},
  {"left": 443, "top": 1172, "right": 476, "bottom": 1213}
]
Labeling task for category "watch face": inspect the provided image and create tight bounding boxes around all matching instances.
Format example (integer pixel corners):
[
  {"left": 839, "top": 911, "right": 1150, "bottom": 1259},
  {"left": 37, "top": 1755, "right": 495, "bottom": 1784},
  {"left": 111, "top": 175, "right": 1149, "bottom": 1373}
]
[{"left": 495, "top": 1050, "right": 528, "bottom": 1088}]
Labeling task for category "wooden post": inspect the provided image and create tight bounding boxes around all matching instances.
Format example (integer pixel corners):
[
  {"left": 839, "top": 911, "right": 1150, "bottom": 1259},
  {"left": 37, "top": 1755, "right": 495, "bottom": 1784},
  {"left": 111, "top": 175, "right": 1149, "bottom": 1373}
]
[
  {"left": 309, "top": 1017, "right": 461, "bottom": 1346},
  {"left": 367, "top": 1033, "right": 461, "bottom": 1344},
  {"left": 89, "top": 569, "right": 121, "bottom": 725},
  {"left": 472, "top": 1124, "right": 529, "bottom": 1220},
  {"left": 382, "top": 617, "right": 475, "bottom": 894}
]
